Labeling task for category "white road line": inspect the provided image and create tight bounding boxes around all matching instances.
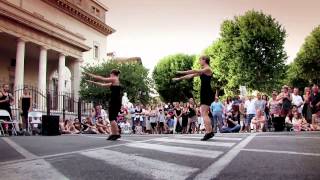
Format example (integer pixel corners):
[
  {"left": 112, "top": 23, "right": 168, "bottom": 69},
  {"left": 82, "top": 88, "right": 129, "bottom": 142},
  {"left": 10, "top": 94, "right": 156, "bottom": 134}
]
[
  {"left": 175, "top": 136, "right": 243, "bottom": 141},
  {"left": 195, "top": 134, "right": 256, "bottom": 180},
  {"left": 241, "top": 148, "right": 320, "bottom": 156},
  {"left": 81, "top": 149, "right": 198, "bottom": 180},
  {"left": 0, "top": 159, "right": 67, "bottom": 180},
  {"left": 78, "top": 134, "right": 135, "bottom": 142},
  {"left": 2, "top": 138, "right": 37, "bottom": 159},
  {"left": 255, "top": 135, "right": 320, "bottom": 139},
  {"left": 126, "top": 142, "right": 223, "bottom": 159},
  {"left": 153, "top": 138, "right": 236, "bottom": 147},
  {"left": 0, "top": 137, "right": 161, "bottom": 166}
]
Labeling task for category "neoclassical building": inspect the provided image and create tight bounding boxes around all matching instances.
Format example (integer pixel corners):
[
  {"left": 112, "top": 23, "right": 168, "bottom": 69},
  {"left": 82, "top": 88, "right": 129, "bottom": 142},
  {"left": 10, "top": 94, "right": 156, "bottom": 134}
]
[{"left": 0, "top": 0, "right": 115, "bottom": 100}]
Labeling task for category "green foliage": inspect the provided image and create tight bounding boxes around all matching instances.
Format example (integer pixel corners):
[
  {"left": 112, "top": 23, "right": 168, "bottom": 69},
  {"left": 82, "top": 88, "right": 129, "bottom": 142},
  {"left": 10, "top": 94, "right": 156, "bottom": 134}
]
[
  {"left": 286, "top": 25, "right": 320, "bottom": 86},
  {"left": 218, "top": 10, "right": 287, "bottom": 93},
  {"left": 152, "top": 54, "right": 195, "bottom": 102},
  {"left": 80, "top": 60, "right": 152, "bottom": 105}
]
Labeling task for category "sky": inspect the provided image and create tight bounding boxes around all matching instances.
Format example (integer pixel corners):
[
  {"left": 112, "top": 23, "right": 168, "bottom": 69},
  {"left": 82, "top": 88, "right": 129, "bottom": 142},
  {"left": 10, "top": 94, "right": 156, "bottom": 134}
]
[{"left": 103, "top": 0, "right": 320, "bottom": 70}]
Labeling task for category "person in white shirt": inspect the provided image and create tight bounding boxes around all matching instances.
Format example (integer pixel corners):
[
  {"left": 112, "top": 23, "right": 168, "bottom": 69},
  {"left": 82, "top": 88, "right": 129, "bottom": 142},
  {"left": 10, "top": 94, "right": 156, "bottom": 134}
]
[
  {"left": 291, "top": 87, "right": 304, "bottom": 113},
  {"left": 244, "top": 96, "right": 256, "bottom": 132}
]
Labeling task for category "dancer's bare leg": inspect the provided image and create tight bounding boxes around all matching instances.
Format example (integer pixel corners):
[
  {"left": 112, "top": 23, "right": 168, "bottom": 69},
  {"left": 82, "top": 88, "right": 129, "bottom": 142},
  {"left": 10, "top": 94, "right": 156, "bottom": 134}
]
[
  {"left": 110, "top": 121, "right": 119, "bottom": 135},
  {"left": 201, "top": 105, "right": 212, "bottom": 134}
]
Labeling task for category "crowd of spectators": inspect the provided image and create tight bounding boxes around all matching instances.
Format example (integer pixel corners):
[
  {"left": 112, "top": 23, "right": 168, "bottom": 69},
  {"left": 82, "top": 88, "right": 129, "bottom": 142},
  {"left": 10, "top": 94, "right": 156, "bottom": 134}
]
[{"left": 1, "top": 83, "right": 320, "bottom": 136}]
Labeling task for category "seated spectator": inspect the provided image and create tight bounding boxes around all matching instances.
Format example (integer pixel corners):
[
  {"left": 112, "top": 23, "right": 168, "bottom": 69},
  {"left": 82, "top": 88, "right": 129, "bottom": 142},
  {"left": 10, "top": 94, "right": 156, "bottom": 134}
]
[
  {"left": 96, "top": 117, "right": 110, "bottom": 134},
  {"left": 135, "top": 121, "right": 143, "bottom": 135},
  {"left": 220, "top": 113, "right": 241, "bottom": 133},
  {"left": 65, "top": 119, "right": 80, "bottom": 134},
  {"left": 120, "top": 119, "right": 131, "bottom": 134},
  {"left": 83, "top": 117, "right": 98, "bottom": 134},
  {"left": 311, "top": 110, "right": 320, "bottom": 131},
  {"left": 59, "top": 119, "right": 71, "bottom": 134},
  {"left": 251, "top": 109, "right": 266, "bottom": 132},
  {"left": 73, "top": 118, "right": 81, "bottom": 131}
]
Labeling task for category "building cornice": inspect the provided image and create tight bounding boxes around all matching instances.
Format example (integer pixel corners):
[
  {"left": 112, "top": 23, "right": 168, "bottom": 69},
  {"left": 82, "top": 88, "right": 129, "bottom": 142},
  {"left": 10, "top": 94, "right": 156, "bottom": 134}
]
[{"left": 41, "top": 0, "right": 115, "bottom": 36}]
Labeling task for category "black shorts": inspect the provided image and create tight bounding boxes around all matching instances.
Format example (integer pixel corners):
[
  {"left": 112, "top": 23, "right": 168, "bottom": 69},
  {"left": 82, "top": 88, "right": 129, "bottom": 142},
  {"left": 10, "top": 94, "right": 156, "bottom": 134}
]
[
  {"left": 200, "top": 95, "right": 213, "bottom": 106},
  {"left": 150, "top": 122, "right": 157, "bottom": 129},
  {"left": 159, "top": 122, "right": 164, "bottom": 127},
  {"left": 109, "top": 104, "right": 121, "bottom": 121}
]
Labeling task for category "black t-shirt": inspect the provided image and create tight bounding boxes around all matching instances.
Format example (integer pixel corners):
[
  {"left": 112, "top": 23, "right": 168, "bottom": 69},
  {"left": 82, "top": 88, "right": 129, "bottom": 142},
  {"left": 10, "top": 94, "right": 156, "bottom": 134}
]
[{"left": 311, "top": 92, "right": 320, "bottom": 113}]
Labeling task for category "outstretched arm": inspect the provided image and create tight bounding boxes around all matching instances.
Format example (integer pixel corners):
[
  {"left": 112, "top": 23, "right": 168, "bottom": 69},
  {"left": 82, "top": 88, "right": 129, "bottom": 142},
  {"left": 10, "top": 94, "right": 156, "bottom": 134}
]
[
  {"left": 83, "top": 72, "right": 115, "bottom": 83},
  {"left": 173, "top": 73, "right": 198, "bottom": 81},
  {"left": 86, "top": 80, "right": 112, "bottom": 87},
  {"left": 177, "top": 67, "right": 211, "bottom": 75}
]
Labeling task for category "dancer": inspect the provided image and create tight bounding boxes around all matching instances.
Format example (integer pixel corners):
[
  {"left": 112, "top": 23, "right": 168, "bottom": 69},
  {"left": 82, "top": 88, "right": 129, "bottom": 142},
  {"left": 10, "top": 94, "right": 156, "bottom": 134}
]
[
  {"left": 173, "top": 55, "right": 214, "bottom": 141},
  {"left": 84, "top": 69, "right": 122, "bottom": 141}
]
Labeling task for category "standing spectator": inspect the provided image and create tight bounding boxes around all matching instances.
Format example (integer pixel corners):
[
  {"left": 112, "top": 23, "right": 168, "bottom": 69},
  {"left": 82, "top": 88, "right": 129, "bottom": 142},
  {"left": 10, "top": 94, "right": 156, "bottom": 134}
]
[
  {"left": 181, "top": 104, "right": 189, "bottom": 134},
  {"left": 0, "top": 84, "right": 14, "bottom": 118},
  {"left": 302, "top": 87, "right": 312, "bottom": 123},
  {"left": 291, "top": 87, "right": 304, "bottom": 113},
  {"left": 149, "top": 106, "right": 157, "bottom": 134},
  {"left": 269, "top": 91, "right": 282, "bottom": 131},
  {"left": 129, "top": 104, "right": 136, "bottom": 133},
  {"left": 277, "top": 85, "right": 292, "bottom": 118},
  {"left": 91, "top": 104, "right": 101, "bottom": 124},
  {"left": 157, "top": 108, "right": 166, "bottom": 134},
  {"left": 244, "top": 95, "right": 256, "bottom": 132},
  {"left": 311, "top": 84, "right": 320, "bottom": 114},
  {"left": 224, "top": 96, "right": 233, "bottom": 113},
  {"left": 20, "top": 87, "right": 32, "bottom": 132},
  {"left": 255, "top": 93, "right": 266, "bottom": 113},
  {"left": 174, "top": 103, "right": 182, "bottom": 133},
  {"left": 187, "top": 98, "right": 197, "bottom": 134},
  {"left": 238, "top": 97, "right": 246, "bottom": 132},
  {"left": 0, "top": 84, "right": 14, "bottom": 135},
  {"left": 210, "top": 96, "right": 224, "bottom": 132}
]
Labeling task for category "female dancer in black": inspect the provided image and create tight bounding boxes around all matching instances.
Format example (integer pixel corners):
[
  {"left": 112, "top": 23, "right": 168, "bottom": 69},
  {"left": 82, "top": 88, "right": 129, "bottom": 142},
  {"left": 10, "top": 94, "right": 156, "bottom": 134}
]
[
  {"left": 20, "top": 87, "right": 32, "bottom": 131},
  {"left": 84, "top": 69, "right": 122, "bottom": 141},
  {"left": 173, "top": 56, "right": 214, "bottom": 141}
]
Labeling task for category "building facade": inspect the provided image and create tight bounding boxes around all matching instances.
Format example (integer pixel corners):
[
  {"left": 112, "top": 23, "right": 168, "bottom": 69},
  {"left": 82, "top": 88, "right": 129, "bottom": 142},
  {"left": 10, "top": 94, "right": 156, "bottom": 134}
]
[{"left": 0, "top": 0, "right": 115, "bottom": 100}]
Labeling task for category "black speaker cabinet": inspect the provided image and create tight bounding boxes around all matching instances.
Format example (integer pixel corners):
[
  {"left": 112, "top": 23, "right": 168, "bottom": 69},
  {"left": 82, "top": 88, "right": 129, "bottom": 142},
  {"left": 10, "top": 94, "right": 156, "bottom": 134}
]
[{"left": 42, "top": 115, "right": 61, "bottom": 136}]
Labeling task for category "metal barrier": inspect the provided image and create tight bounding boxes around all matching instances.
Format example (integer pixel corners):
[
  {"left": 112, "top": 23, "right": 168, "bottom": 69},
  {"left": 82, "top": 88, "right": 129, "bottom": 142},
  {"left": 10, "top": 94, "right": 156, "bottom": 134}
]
[{"left": 12, "top": 86, "right": 101, "bottom": 123}]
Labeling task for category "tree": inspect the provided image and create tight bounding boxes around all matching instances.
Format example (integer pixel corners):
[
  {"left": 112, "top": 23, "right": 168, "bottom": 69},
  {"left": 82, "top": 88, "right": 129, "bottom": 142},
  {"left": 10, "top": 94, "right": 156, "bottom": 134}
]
[
  {"left": 153, "top": 54, "right": 195, "bottom": 102},
  {"left": 219, "top": 10, "right": 287, "bottom": 93},
  {"left": 287, "top": 25, "right": 320, "bottom": 86},
  {"left": 80, "top": 60, "right": 152, "bottom": 106}
]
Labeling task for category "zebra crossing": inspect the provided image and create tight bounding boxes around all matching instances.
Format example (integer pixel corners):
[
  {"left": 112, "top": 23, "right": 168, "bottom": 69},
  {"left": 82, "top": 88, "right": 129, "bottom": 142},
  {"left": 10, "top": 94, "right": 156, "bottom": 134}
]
[{"left": 0, "top": 134, "right": 250, "bottom": 180}]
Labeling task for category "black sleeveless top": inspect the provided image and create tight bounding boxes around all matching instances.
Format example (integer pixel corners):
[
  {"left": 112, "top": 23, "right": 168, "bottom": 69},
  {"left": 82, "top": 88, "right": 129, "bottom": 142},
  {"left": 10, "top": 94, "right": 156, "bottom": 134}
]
[
  {"left": 110, "top": 85, "right": 122, "bottom": 109},
  {"left": 200, "top": 73, "right": 214, "bottom": 105},
  {"left": 0, "top": 93, "right": 10, "bottom": 110},
  {"left": 22, "top": 97, "right": 31, "bottom": 111},
  {"left": 188, "top": 107, "right": 196, "bottom": 117},
  {"left": 175, "top": 108, "right": 182, "bottom": 117}
]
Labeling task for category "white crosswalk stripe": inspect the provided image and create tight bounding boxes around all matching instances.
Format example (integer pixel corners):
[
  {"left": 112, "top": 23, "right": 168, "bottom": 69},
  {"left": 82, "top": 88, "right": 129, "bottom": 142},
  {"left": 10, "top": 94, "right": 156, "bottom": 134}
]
[
  {"left": 125, "top": 142, "right": 224, "bottom": 159},
  {"left": 80, "top": 149, "right": 199, "bottom": 180},
  {"left": 0, "top": 159, "right": 67, "bottom": 180},
  {"left": 175, "top": 136, "right": 243, "bottom": 141},
  {"left": 153, "top": 137, "right": 236, "bottom": 147}
]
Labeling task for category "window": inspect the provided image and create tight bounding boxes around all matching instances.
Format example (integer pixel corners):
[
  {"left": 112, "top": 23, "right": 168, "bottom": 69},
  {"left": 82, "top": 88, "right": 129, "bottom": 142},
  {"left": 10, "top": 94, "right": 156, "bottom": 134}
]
[
  {"left": 91, "top": 6, "right": 101, "bottom": 17},
  {"left": 91, "top": 6, "right": 96, "bottom": 13},
  {"left": 94, "top": 45, "right": 99, "bottom": 59},
  {"left": 75, "top": 0, "right": 82, "bottom": 5}
]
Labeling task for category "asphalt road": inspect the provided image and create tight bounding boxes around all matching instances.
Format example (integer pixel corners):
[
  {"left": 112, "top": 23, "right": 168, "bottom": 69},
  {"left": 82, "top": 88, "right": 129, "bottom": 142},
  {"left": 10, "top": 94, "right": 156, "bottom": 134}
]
[{"left": 0, "top": 132, "right": 320, "bottom": 180}]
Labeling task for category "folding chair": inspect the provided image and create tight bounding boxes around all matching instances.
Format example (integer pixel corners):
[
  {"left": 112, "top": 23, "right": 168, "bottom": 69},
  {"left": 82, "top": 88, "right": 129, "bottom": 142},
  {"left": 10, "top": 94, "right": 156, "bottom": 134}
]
[
  {"left": 0, "top": 109, "right": 18, "bottom": 136},
  {"left": 28, "top": 111, "right": 42, "bottom": 133}
]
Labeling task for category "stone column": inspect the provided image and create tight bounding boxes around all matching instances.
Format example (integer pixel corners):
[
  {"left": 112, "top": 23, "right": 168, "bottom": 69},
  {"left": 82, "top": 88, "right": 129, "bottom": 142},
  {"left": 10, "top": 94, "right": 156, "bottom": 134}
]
[
  {"left": 58, "top": 53, "right": 65, "bottom": 94},
  {"left": 37, "top": 46, "right": 47, "bottom": 110},
  {"left": 38, "top": 46, "right": 47, "bottom": 93},
  {"left": 14, "top": 38, "right": 25, "bottom": 89},
  {"left": 71, "top": 59, "right": 81, "bottom": 101}
]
